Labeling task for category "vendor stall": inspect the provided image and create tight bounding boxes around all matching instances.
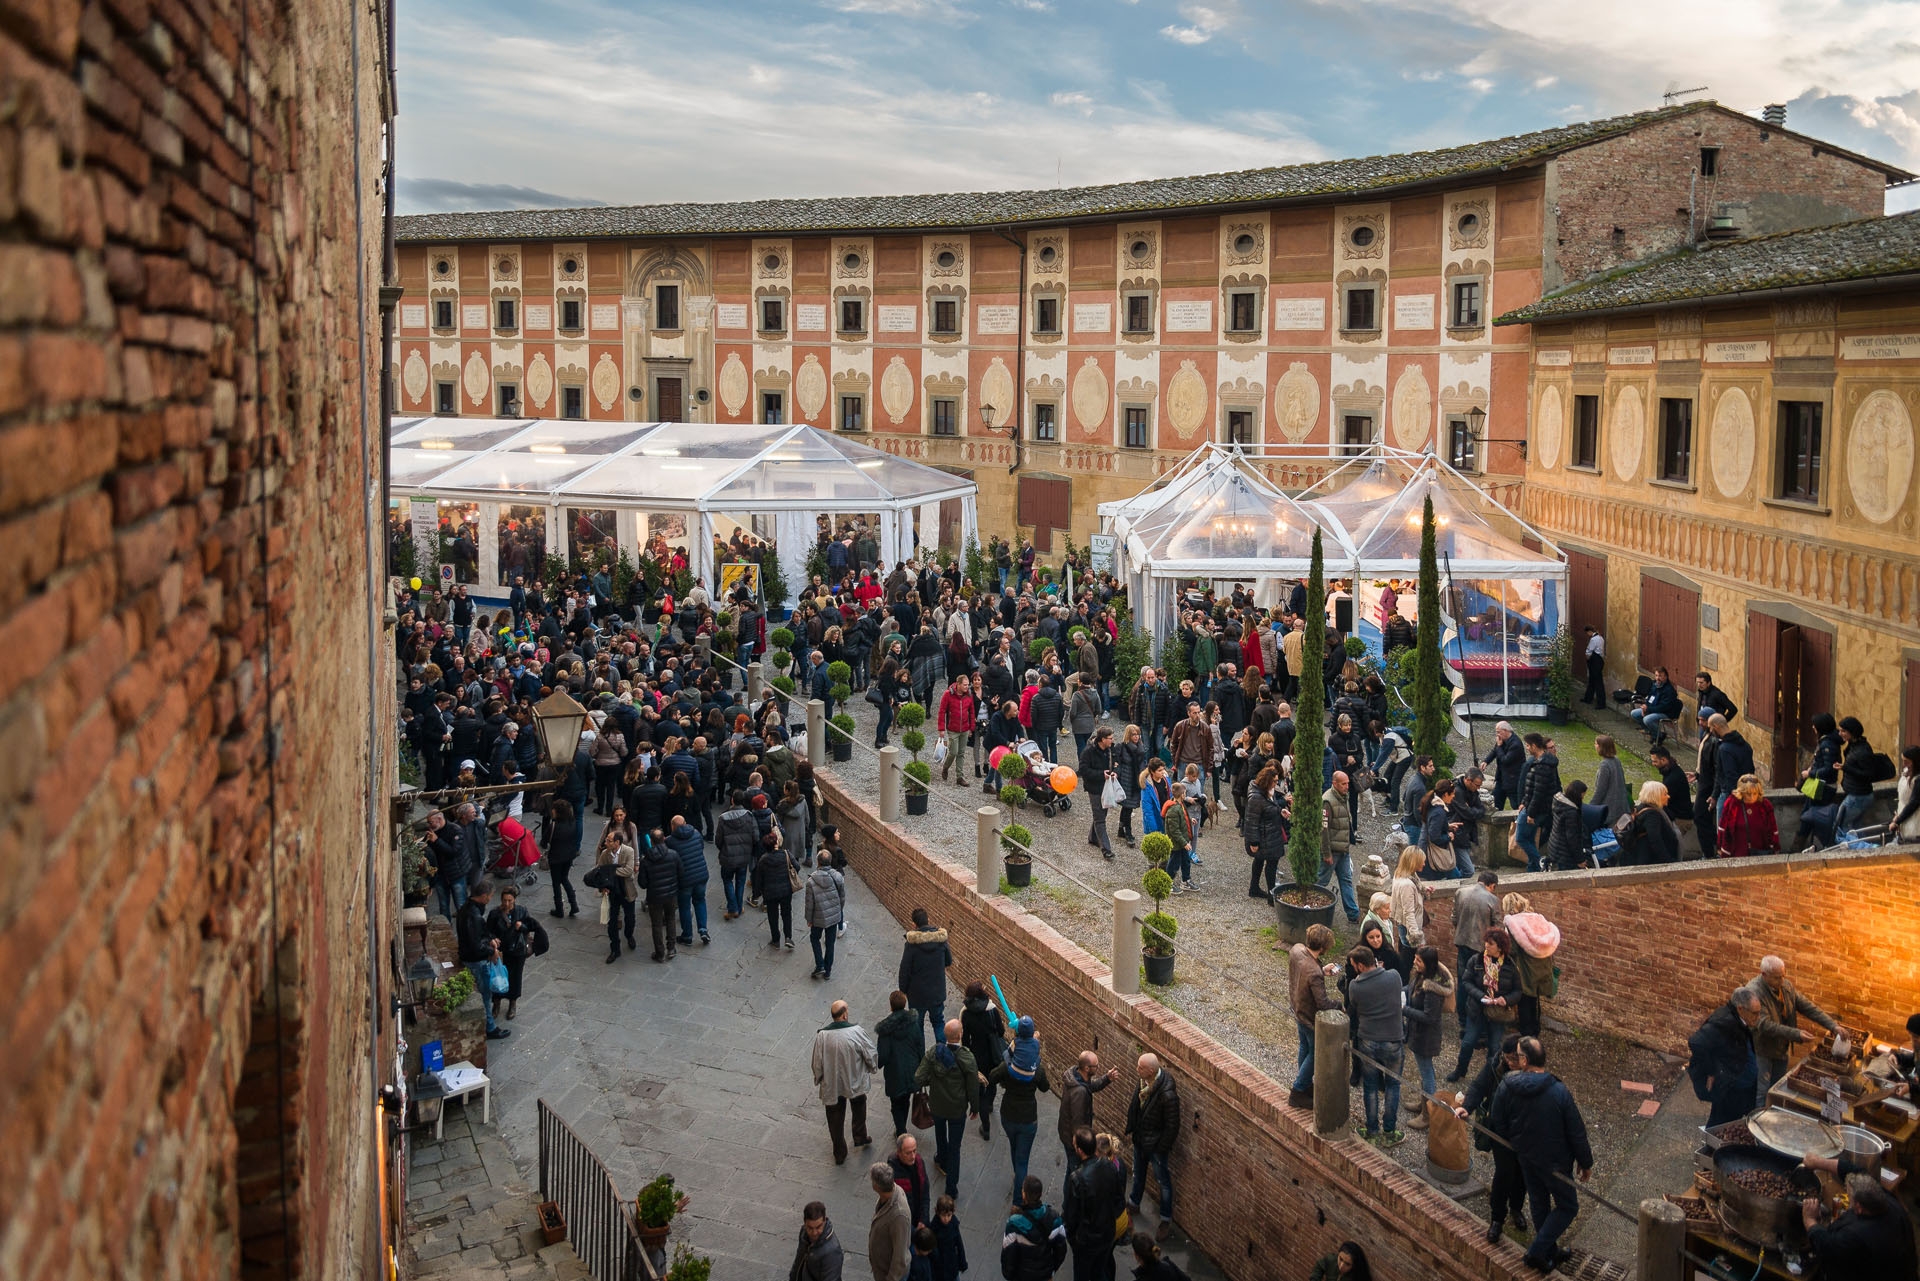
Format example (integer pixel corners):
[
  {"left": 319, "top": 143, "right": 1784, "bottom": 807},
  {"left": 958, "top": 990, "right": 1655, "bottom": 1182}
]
[{"left": 389, "top": 417, "right": 978, "bottom": 609}]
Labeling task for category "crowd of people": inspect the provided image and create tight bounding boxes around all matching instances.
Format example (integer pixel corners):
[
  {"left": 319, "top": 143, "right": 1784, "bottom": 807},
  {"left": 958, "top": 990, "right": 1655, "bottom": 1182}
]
[{"left": 391, "top": 529, "right": 1918, "bottom": 1280}]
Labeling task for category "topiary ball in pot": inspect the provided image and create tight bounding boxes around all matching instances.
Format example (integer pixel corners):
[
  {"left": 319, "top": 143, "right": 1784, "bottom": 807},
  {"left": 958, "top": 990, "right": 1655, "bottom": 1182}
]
[
  {"left": 1139, "top": 832, "right": 1172, "bottom": 868},
  {"left": 999, "top": 784, "right": 1028, "bottom": 808},
  {"left": 769, "top": 627, "right": 796, "bottom": 652},
  {"left": 999, "top": 822, "right": 1033, "bottom": 856},
  {"left": 903, "top": 760, "right": 932, "bottom": 791},
  {"left": 1141, "top": 910, "right": 1178, "bottom": 958},
  {"left": 996, "top": 753, "right": 1029, "bottom": 783},
  {"left": 1142, "top": 867, "right": 1173, "bottom": 906}
]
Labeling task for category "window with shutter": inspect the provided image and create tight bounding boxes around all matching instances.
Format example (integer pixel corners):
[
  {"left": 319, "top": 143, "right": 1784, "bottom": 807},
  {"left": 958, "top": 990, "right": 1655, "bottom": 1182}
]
[
  {"left": 1904, "top": 659, "right": 1920, "bottom": 750},
  {"left": 1798, "top": 629, "right": 1832, "bottom": 750}
]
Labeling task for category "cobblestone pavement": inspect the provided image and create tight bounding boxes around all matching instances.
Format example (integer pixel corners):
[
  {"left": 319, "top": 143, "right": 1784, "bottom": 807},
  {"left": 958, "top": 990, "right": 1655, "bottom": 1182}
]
[
  {"left": 408, "top": 782, "right": 1226, "bottom": 1280},
  {"left": 406, "top": 1106, "right": 591, "bottom": 1279}
]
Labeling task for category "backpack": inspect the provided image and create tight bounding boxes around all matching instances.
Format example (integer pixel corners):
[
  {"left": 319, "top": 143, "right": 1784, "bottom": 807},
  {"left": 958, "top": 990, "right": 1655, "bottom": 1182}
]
[
  {"left": 1869, "top": 751, "right": 1898, "bottom": 783},
  {"left": 1611, "top": 809, "right": 1642, "bottom": 859}
]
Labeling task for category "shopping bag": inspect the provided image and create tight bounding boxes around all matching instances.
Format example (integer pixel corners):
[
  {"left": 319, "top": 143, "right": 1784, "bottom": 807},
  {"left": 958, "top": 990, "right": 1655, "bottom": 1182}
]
[
  {"left": 933, "top": 737, "right": 948, "bottom": 765},
  {"left": 599, "top": 894, "right": 611, "bottom": 925},
  {"left": 1101, "top": 775, "right": 1126, "bottom": 808},
  {"left": 485, "top": 959, "right": 509, "bottom": 995}
]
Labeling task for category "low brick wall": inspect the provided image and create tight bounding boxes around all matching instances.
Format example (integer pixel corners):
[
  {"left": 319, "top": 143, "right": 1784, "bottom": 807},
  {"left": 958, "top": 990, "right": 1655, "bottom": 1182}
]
[
  {"left": 1422, "top": 848, "right": 1920, "bottom": 1054},
  {"left": 818, "top": 772, "right": 1532, "bottom": 1281}
]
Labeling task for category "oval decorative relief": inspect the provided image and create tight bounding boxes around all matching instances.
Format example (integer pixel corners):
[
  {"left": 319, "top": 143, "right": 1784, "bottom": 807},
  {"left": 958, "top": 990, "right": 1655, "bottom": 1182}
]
[
  {"left": 1273, "top": 362, "right": 1319, "bottom": 444},
  {"left": 1534, "top": 384, "right": 1563, "bottom": 470},
  {"left": 1166, "top": 361, "right": 1208, "bottom": 442},
  {"left": 880, "top": 356, "right": 914, "bottom": 424},
  {"left": 719, "top": 352, "right": 749, "bottom": 416},
  {"left": 1071, "top": 357, "right": 1109, "bottom": 432},
  {"left": 796, "top": 355, "right": 828, "bottom": 421},
  {"left": 980, "top": 359, "right": 1015, "bottom": 429},
  {"left": 1709, "top": 386, "right": 1755, "bottom": 499},
  {"left": 525, "top": 352, "right": 553, "bottom": 410},
  {"left": 462, "top": 350, "right": 489, "bottom": 407},
  {"left": 1847, "top": 389, "right": 1915, "bottom": 525},
  {"left": 590, "top": 353, "right": 620, "bottom": 410},
  {"left": 1610, "top": 384, "right": 1645, "bottom": 480},
  {"left": 1390, "top": 365, "right": 1431, "bottom": 450},
  {"left": 402, "top": 349, "right": 428, "bottom": 405}
]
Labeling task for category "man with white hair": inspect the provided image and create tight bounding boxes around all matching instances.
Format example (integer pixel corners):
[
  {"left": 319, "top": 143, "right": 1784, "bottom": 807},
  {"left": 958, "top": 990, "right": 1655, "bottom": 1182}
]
[
  {"left": 1741, "top": 956, "right": 1839, "bottom": 1098},
  {"left": 1123, "top": 1053, "right": 1181, "bottom": 1242},
  {"left": 812, "top": 999, "right": 880, "bottom": 1165},
  {"left": 1481, "top": 720, "right": 1524, "bottom": 811}
]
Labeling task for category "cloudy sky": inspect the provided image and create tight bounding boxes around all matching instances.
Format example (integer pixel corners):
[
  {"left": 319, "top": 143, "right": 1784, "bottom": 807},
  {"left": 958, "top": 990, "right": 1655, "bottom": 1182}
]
[{"left": 394, "top": 0, "right": 1920, "bottom": 215}]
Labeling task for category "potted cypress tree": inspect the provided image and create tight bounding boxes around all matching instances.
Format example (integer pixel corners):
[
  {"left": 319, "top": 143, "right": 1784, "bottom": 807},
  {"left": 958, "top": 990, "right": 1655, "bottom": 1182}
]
[
  {"left": 1141, "top": 867, "right": 1176, "bottom": 985},
  {"left": 1273, "top": 528, "right": 1336, "bottom": 944},
  {"left": 897, "top": 702, "right": 930, "bottom": 815},
  {"left": 1412, "top": 495, "right": 1457, "bottom": 769},
  {"left": 1000, "top": 821, "right": 1033, "bottom": 887},
  {"left": 828, "top": 713, "right": 857, "bottom": 762},
  {"left": 1546, "top": 625, "right": 1576, "bottom": 725}
]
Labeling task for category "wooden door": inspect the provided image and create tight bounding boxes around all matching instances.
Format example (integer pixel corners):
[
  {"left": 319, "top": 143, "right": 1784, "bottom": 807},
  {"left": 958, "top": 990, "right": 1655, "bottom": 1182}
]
[
  {"left": 1772, "top": 624, "right": 1802, "bottom": 785},
  {"left": 939, "top": 497, "right": 962, "bottom": 554},
  {"left": 1567, "top": 548, "right": 1606, "bottom": 640},
  {"left": 657, "top": 378, "right": 684, "bottom": 422},
  {"left": 1798, "top": 629, "right": 1833, "bottom": 751}
]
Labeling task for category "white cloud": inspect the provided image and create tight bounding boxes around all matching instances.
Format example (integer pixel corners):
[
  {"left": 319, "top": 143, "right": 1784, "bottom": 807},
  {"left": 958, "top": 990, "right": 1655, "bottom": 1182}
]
[
  {"left": 829, "top": 0, "right": 971, "bottom": 17},
  {"left": 1160, "top": 2, "right": 1226, "bottom": 44},
  {"left": 1467, "top": 76, "right": 1495, "bottom": 93},
  {"left": 1531, "top": 74, "right": 1558, "bottom": 90},
  {"left": 1008, "top": 0, "right": 1052, "bottom": 10},
  {"left": 1050, "top": 90, "right": 1095, "bottom": 114}
]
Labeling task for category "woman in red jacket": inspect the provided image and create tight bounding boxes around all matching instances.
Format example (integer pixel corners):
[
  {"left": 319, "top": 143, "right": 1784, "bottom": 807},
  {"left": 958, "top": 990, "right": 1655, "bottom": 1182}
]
[{"left": 1717, "top": 773, "right": 1779, "bottom": 857}]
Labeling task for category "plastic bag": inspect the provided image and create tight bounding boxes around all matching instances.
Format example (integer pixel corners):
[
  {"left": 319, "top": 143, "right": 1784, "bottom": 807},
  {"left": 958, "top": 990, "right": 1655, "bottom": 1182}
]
[
  {"left": 485, "top": 959, "right": 509, "bottom": 994},
  {"left": 933, "top": 737, "right": 948, "bottom": 765},
  {"left": 1101, "top": 775, "right": 1125, "bottom": 807}
]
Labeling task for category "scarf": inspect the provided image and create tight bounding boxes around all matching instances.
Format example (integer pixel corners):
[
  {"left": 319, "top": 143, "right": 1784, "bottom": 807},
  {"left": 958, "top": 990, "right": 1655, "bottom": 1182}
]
[{"left": 934, "top": 1036, "right": 957, "bottom": 1070}]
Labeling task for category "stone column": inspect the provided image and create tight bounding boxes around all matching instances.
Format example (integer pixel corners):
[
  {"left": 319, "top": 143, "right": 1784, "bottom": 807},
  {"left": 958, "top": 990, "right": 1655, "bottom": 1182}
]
[
  {"left": 878, "top": 746, "right": 901, "bottom": 822},
  {"left": 1111, "top": 890, "right": 1142, "bottom": 996},
  {"left": 806, "top": 699, "right": 825, "bottom": 769},
  {"left": 976, "top": 807, "right": 999, "bottom": 896},
  {"left": 1312, "top": 1010, "right": 1351, "bottom": 1138}
]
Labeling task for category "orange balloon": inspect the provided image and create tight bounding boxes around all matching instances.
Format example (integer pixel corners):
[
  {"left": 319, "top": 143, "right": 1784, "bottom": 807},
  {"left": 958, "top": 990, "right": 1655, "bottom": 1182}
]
[{"left": 1050, "top": 766, "right": 1078, "bottom": 794}]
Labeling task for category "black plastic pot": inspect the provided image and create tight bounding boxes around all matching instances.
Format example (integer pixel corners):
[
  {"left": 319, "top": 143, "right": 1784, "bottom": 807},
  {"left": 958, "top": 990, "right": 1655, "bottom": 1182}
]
[
  {"left": 832, "top": 738, "right": 854, "bottom": 762},
  {"left": 905, "top": 790, "right": 929, "bottom": 816},
  {"left": 1545, "top": 706, "right": 1570, "bottom": 725},
  {"left": 1270, "top": 882, "right": 1337, "bottom": 947},
  {"left": 1004, "top": 856, "right": 1032, "bottom": 887},
  {"left": 1143, "top": 952, "right": 1176, "bottom": 986}
]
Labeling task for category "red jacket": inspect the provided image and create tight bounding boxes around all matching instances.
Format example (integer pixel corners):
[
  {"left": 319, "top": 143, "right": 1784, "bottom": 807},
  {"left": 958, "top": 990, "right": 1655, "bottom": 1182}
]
[
  {"left": 937, "top": 687, "right": 976, "bottom": 733},
  {"left": 1717, "top": 795, "right": 1779, "bottom": 858},
  {"left": 1018, "top": 684, "right": 1038, "bottom": 728}
]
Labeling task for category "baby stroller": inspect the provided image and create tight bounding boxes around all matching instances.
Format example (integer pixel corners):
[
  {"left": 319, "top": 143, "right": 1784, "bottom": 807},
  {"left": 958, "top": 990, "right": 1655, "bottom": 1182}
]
[
  {"left": 492, "top": 816, "right": 544, "bottom": 888},
  {"left": 1014, "top": 740, "right": 1075, "bottom": 818}
]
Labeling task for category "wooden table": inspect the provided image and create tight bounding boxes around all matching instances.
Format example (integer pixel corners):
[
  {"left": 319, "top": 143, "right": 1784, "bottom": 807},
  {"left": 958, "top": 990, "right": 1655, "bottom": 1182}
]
[{"left": 432, "top": 1060, "right": 492, "bottom": 1140}]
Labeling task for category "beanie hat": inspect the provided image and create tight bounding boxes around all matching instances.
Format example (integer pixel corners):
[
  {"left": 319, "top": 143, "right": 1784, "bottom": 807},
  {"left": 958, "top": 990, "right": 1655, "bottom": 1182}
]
[{"left": 1006, "top": 1016, "right": 1040, "bottom": 1081}]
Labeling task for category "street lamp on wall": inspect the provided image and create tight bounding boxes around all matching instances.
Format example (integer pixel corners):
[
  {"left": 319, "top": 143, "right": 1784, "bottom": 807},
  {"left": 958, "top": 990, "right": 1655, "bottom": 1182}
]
[{"left": 531, "top": 689, "right": 588, "bottom": 772}]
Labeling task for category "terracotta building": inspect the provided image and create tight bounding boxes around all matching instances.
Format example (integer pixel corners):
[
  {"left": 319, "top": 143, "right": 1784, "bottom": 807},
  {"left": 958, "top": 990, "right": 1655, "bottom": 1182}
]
[
  {"left": 392, "top": 102, "right": 1906, "bottom": 557},
  {"left": 1499, "top": 209, "right": 1920, "bottom": 780},
  {"left": 0, "top": 0, "right": 399, "bottom": 1277}
]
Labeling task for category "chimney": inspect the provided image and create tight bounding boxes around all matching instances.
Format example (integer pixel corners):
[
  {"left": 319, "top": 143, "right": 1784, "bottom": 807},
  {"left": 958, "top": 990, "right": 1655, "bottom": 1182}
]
[{"left": 1762, "top": 103, "right": 1786, "bottom": 128}]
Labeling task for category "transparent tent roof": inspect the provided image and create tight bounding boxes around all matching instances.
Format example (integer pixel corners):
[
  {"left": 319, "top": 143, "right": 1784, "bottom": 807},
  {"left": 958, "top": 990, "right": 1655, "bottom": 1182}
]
[
  {"left": 1124, "top": 464, "right": 1355, "bottom": 573},
  {"left": 388, "top": 418, "right": 975, "bottom": 512},
  {"left": 1347, "top": 465, "right": 1560, "bottom": 576}
]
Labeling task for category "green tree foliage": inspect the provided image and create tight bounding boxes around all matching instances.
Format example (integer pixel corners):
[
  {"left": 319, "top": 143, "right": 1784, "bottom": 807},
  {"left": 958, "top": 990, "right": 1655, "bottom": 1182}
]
[
  {"left": 1286, "top": 529, "right": 1327, "bottom": 890},
  {"left": 1414, "top": 495, "right": 1451, "bottom": 762},
  {"left": 1111, "top": 604, "right": 1152, "bottom": 701}
]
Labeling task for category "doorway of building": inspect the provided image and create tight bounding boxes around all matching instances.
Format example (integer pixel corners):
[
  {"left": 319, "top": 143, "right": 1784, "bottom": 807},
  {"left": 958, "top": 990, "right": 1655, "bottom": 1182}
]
[{"left": 1746, "top": 611, "right": 1832, "bottom": 785}]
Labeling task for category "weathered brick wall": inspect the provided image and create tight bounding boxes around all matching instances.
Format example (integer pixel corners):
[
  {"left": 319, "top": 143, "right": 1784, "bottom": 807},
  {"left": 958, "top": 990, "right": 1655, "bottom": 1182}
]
[
  {"left": 0, "top": 1, "right": 391, "bottom": 1278},
  {"left": 1422, "top": 850, "right": 1920, "bottom": 1054},
  {"left": 1548, "top": 110, "right": 1889, "bottom": 288},
  {"left": 818, "top": 776, "right": 1537, "bottom": 1281}
]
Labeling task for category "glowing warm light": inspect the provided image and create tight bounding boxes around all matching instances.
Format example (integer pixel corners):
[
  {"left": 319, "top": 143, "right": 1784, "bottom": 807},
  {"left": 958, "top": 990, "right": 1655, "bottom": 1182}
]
[
  {"left": 529, "top": 444, "right": 566, "bottom": 454},
  {"left": 420, "top": 440, "right": 455, "bottom": 450}
]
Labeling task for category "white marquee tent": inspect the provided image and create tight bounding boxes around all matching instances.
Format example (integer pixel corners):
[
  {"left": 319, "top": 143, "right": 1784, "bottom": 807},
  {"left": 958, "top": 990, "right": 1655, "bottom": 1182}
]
[{"left": 389, "top": 417, "right": 978, "bottom": 600}]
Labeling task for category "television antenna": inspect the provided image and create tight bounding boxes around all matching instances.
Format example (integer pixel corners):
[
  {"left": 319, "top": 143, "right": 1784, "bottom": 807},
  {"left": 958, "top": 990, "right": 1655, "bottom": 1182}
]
[{"left": 1663, "top": 82, "right": 1710, "bottom": 105}]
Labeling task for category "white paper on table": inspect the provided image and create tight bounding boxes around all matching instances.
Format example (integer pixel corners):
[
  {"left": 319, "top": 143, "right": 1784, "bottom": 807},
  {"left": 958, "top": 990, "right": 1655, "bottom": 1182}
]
[{"left": 440, "top": 1067, "right": 487, "bottom": 1092}]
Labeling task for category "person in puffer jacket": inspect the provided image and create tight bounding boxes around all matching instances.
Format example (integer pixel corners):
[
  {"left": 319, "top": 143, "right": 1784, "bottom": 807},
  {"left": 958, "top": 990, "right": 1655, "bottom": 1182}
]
[
  {"left": 638, "top": 837, "right": 681, "bottom": 962},
  {"left": 666, "top": 817, "right": 710, "bottom": 946},
  {"left": 715, "top": 791, "right": 759, "bottom": 922},
  {"left": 804, "top": 853, "right": 847, "bottom": 981}
]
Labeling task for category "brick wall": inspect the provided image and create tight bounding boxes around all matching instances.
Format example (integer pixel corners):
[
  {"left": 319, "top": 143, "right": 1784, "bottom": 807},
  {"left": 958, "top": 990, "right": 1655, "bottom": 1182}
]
[
  {"left": 0, "top": 1, "right": 392, "bottom": 1279},
  {"left": 818, "top": 775, "right": 1539, "bottom": 1281},
  {"left": 1422, "top": 850, "right": 1920, "bottom": 1054},
  {"left": 1547, "top": 108, "right": 1889, "bottom": 289}
]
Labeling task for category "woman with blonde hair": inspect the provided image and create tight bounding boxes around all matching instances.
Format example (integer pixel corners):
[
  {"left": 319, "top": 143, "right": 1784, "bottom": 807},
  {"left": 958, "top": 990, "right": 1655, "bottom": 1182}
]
[
  {"left": 1618, "top": 780, "right": 1680, "bottom": 865},
  {"left": 1390, "top": 844, "right": 1428, "bottom": 950},
  {"left": 1717, "top": 773, "right": 1779, "bottom": 857}
]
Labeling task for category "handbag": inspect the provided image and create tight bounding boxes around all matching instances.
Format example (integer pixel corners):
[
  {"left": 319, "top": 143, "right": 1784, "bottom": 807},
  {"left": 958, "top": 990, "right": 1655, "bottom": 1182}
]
[
  {"left": 1350, "top": 767, "right": 1377, "bottom": 794},
  {"left": 933, "top": 737, "right": 948, "bottom": 765},
  {"left": 1424, "top": 840, "right": 1456, "bottom": 875},
  {"left": 485, "top": 959, "right": 509, "bottom": 995},
  {"left": 1113, "top": 1207, "right": 1132, "bottom": 1244},
  {"left": 866, "top": 686, "right": 886, "bottom": 707},
  {"left": 786, "top": 855, "right": 803, "bottom": 894},
  {"left": 910, "top": 1091, "right": 935, "bottom": 1130}
]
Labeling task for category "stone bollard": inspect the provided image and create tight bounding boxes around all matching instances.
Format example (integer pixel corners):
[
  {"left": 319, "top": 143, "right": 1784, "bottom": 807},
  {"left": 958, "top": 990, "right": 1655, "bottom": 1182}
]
[
  {"left": 1312, "top": 1010, "right": 1351, "bottom": 1138},
  {"left": 694, "top": 634, "right": 710, "bottom": 665},
  {"left": 1111, "top": 890, "right": 1142, "bottom": 996},
  {"left": 878, "top": 746, "right": 902, "bottom": 822},
  {"left": 747, "top": 660, "right": 764, "bottom": 700},
  {"left": 976, "top": 807, "right": 999, "bottom": 895},
  {"left": 806, "top": 699, "right": 825, "bottom": 769},
  {"left": 1636, "top": 1199, "right": 1686, "bottom": 1281}
]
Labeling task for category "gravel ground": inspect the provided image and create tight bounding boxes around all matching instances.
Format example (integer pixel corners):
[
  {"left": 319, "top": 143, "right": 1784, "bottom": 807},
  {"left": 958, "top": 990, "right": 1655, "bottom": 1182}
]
[{"left": 821, "top": 698, "right": 1683, "bottom": 1262}]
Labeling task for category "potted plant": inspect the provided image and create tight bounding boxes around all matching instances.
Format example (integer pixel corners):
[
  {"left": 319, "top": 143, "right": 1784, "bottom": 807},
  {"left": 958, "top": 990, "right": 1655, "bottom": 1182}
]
[
  {"left": 827, "top": 661, "right": 853, "bottom": 719},
  {"left": 399, "top": 829, "right": 432, "bottom": 908},
  {"left": 1139, "top": 832, "right": 1172, "bottom": 870},
  {"left": 425, "top": 968, "right": 475, "bottom": 1017},
  {"left": 896, "top": 702, "right": 930, "bottom": 812},
  {"left": 1001, "top": 821, "right": 1034, "bottom": 887},
  {"left": 1274, "top": 529, "right": 1337, "bottom": 944},
  {"left": 828, "top": 713, "right": 857, "bottom": 762},
  {"left": 1141, "top": 867, "right": 1177, "bottom": 986},
  {"left": 665, "top": 1242, "right": 713, "bottom": 1281},
  {"left": 1546, "top": 625, "right": 1576, "bottom": 725},
  {"left": 1029, "top": 637, "right": 1055, "bottom": 666},
  {"left": 996, "top": 751, "right": 1029, "bottom": 813},
  {"left": 536, "top": 1200, "right": 566, "bottom": 1246},
  {"left": 635, "top": 1174, "right": 688, "bottom": 1256},
  {"left": 768, "top": 627, "right": 796, "bottom": 670},
  {"left": 903, "top": 761, "right": 932, "bottom": 815}
]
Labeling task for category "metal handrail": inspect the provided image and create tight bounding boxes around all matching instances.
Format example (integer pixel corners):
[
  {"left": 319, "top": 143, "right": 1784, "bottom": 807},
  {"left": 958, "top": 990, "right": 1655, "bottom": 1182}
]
[{"left": 537, "top": 1099, "right": 660, "bottom": 1281}]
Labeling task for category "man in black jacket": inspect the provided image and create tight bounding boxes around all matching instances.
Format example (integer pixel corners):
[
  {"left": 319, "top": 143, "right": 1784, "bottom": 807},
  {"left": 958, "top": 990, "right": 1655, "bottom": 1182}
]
[
  {"left": 457, "top": 879, "right": 509, "bottom": 1040},
  {"left": 1516, "top": 736, "right": 1560, "bottom": 873},
  {"left": 639, "top": 839, "right": 681, "bottom": 962},
  {"left": 1124, "top": 1054, "right": 1181, "bottom": 1242},
  {"left": 1078, "top": 727, "right": 1118, "bottom": 861},
  {"left": 1688, "top": 988, "right": 1761, "bottom": 1128},
  {"left": 1693, "top": 731, "right": 1722, "bottom": 857},
  {"left": 425, "top": 809, "right": 470, "bottom": 921},
  {"left": 1491, "top": 1037, "right": 1591, "bottom": 1273},
  {"left": 1482, "top": 722, "right": 1524, "bottom": 811},
  {"left": 1647, "top": 744, "right": 1693, "bottom": 834},
  {"left": 1001, "top": 1177, "right": 1068, "bottom": 1281},
  {"left": 1063, "top": 1128, "right": 1125, "bottom": 1281}
]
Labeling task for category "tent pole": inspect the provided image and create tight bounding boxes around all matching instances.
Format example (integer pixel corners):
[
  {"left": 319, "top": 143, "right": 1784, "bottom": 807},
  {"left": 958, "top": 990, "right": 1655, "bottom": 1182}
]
[
  {"left": 1499, "top": 579, "right": 1510, "bottom": 711},
  {"left": 1443, "top": 549, "right": 1479, "bottom": 762}
]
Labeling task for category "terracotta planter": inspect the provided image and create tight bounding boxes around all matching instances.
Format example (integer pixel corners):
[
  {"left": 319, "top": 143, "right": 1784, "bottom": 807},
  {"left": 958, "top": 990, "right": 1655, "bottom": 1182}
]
[
  {"left": 536, "top": 1200, "right": 565, "bottom": 1246},
  {"left": 638, "top": 1223, "right": 670, "bottom": 1256}
]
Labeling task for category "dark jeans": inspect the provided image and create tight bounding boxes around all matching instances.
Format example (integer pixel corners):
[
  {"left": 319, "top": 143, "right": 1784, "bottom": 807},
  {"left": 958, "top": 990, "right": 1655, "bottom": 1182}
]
[
  {"left": 1453, "top": 1008, "right": 1490, "bottom": 1079},
  {"left": 677, "top": 882, "right": 709, "bottom": 938},
  {"left": 1515, "top": 815, "right": 1542, "bottom": 872},
  {"left": 1071, "top": 1239, "right": 1117, "bottom": 1281},
  {"left": 764, "top": 895, "right": 793, "bottom": 944},
  {"left": 1292, "top": 1017, "right": 1315, "bottom": 1093},
  {"left": 1582, "top": 654, "right": 1605, "bottom": 706},
  {"left": 1455, "top": 946, "right": 1476, "bottom": 1029},
  {"left": 1088, "top": 793, "right": 1112, "bottom": 855},
  {"left": 810, "top": 925, "right": 837, "bottom": 976},
  {"left": 823, "top": 1095, "right": 870, "bottom": 1163},
  {"left": 1359, "top": 1037, "right": 1404, "bottom": 1135},
  {"left": 549, "top": 863, "right": 577, "bottom": 914},
  {"left": 1118, "top": 802, "right": 1137, "bottom": 839},
  {"left": 606, "top": 896, "right": 635, "bottom": 950},
  {"left": 435, "top": 876, "right": 469, "bottom": 921},
  {"left": 913, "top": 1004, "right": 946, "bottom": 1040},
  {"left": 1521, "top": 1168, "right": 1579, "bottom": 1266},
  {"left": 721, "top": 868, "right": 748, "bottom": 914},
  {"left": 1128, "top": 1146, "right": 1173, "bottom": 1216},
  {"left": 594, "top": 763, "right": 621, "bottom": 813},
  {"left": 1248, "top": 847, "right": 1279, "bottom": 896},
  {"left": 889, "top": 1093, "right": 912, "bottom": 1136},
  {"left": 646, "top": 900, "right": 677, "bottom": 958},
  {"left": 931, "top": 1115, "right": 966, "bottom": 1195},
  {"left": 467, "top": 961, "right": 498, "bottom": 1034},
  {"left": 1490, "top": 1146, "right": 1525, "bottom": 1226}
]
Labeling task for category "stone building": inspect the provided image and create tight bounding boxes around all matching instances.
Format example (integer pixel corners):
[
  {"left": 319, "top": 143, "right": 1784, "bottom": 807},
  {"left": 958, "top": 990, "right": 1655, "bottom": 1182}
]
[
  {"left": 1499, "top": 209, "right": 1920, "bottom": 780},
  {"left": 0, "top": 0, "right": 397, "bottom": 1278},
  {"left": 392, "top": 102, "right": 1907, "bottom": 557}
]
